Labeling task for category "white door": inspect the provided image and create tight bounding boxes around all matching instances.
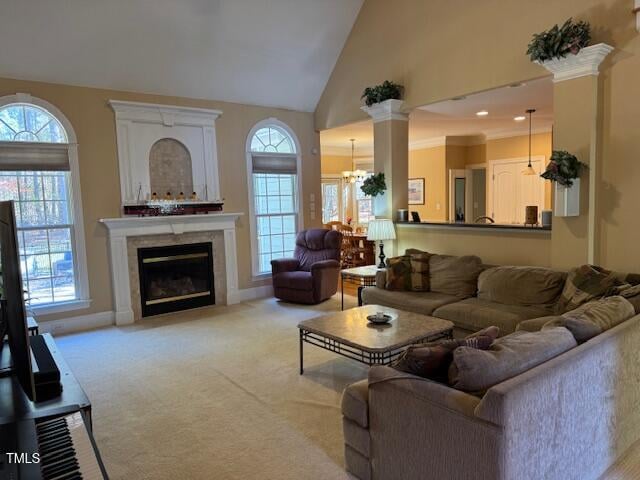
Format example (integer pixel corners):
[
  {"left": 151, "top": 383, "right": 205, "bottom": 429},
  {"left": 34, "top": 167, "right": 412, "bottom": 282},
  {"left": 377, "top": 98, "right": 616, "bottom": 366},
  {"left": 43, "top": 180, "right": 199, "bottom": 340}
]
[{"left": 491, "top": 158, "right": 545, "bottom": 224}]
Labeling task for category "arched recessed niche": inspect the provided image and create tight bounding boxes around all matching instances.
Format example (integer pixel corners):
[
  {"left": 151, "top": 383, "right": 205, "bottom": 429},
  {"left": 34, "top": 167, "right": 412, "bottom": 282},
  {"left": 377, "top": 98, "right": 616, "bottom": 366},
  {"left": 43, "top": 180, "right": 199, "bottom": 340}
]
[{"left": 149, "top": 138, "right": 193, "bottom": 196}]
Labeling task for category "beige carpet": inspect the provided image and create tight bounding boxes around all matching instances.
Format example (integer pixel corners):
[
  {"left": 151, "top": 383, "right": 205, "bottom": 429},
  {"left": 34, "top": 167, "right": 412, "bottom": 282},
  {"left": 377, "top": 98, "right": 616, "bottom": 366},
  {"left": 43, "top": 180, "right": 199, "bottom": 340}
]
[{"left": 55, "top": 294, "right": 366, "bottom": 480}]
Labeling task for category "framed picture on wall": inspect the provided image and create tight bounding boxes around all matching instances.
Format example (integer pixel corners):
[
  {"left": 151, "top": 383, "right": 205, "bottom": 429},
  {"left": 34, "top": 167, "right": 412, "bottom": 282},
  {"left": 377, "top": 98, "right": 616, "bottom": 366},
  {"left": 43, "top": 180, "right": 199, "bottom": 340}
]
[{"left": 408, "top": 178, "right": 425, "bottom": 205}]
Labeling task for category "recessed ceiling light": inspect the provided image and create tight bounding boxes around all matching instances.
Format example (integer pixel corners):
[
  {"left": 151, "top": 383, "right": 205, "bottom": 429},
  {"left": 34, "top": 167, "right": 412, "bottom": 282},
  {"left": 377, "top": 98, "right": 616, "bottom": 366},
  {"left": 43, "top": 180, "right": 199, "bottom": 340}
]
[
  {"left": 476, "top": 110, "right": 489, "bottom": 116},
  {"left": 514, "top": 115, "right": 526, "bottom": 121}
]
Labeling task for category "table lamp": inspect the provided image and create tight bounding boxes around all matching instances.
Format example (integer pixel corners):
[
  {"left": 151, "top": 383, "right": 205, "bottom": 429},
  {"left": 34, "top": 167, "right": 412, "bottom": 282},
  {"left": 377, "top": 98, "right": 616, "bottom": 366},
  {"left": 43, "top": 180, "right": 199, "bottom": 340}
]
[{"left": 367, "top": 219, "right": 396, "bottom": 268}]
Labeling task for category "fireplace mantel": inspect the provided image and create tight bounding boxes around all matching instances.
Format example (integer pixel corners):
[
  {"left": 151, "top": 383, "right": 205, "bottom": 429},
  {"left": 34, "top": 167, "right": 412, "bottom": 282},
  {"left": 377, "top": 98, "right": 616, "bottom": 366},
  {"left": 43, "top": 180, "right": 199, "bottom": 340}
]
[{"left": 100, "top": 213, "right": 243, "bottom": 325}]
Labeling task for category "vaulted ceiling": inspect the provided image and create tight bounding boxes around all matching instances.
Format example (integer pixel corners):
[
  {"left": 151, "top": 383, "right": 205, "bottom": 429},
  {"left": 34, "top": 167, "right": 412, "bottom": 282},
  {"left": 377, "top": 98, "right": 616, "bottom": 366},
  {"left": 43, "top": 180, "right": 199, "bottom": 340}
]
[{"left": 0, "top": 0, "right": 363, "bottom": 112}]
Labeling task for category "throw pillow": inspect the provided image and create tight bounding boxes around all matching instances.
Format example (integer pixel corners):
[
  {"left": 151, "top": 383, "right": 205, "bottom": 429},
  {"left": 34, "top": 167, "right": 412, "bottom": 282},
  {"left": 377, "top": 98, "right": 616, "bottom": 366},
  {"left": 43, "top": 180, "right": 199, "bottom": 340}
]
[
  {"left": 429, "top": 254, "right": 483, "bottom": 298},
  {"left": 407, "top": 252, "right": 430, "bottom": 292},
  {"left": 448, "top": 327, "right": 577, "bottom": 394},
  {"left": 543, "top": 295, "right": 635, "bottom": 343},
  {"left": 385, "top": 252, "right": 431, "bottom": 292},
  {"left": 556, "top": 264, "right": 621, "bottom": 314},
  {"left": 391, "top": 326, "right": 499, "bottom": 381},
  {"left": 385, "top": 255, "right": 412, "bottom": 291},
  {"left": 605, "top": 283, "right": 640, "bottom": 314}
]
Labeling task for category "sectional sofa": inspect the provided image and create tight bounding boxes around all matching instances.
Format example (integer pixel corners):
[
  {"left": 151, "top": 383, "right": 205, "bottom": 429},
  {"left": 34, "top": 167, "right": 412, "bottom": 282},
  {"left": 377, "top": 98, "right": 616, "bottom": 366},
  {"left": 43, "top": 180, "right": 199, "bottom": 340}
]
[{"left": 342, "top": 251, "right": 640, "bottom": 480}]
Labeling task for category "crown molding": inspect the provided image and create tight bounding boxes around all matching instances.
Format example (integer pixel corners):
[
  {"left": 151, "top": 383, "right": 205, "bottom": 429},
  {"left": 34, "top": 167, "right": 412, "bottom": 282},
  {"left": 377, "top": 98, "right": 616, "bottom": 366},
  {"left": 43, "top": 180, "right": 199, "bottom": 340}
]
[
  {"left": 535, "top": 43, "right": 614, "bottom": 83},
  {"left": 409, "top": 137, "right": 447, "bottom": 150},
  {"left": 321, "top": 145, "right": 374, "bottom": 156},
  {"left": 361, "top": 99, "right": 409, "bottom": 123},
  {"left": 484, "top": 126, "right": 552, "bottom": 141},
  {"left": 108, "top": 100, "right": 222, "bottom": 126}
]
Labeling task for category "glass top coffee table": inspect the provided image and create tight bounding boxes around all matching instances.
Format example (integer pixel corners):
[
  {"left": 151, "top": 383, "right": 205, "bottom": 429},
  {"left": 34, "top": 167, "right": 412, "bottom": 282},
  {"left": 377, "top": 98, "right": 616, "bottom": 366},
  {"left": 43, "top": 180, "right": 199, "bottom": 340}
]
[{"left": 297, "top": 305, "right": 454, "bottom": 374}]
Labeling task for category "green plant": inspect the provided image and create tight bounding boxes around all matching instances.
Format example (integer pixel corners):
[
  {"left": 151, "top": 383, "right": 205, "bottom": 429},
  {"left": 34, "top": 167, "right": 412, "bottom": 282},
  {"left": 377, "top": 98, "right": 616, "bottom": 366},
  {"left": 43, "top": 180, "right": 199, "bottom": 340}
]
[
  {"left": 526, "top": 18, "right": 591, "bottom": 62},
  {"left": 361, "top": 81, "right": 403, "bottom": 107},
  {"left": 360, "top": 172, "right": 387, "bottom": 197},
  {"left": 540, "top": 150, "right": 585, "bottom": 187}
]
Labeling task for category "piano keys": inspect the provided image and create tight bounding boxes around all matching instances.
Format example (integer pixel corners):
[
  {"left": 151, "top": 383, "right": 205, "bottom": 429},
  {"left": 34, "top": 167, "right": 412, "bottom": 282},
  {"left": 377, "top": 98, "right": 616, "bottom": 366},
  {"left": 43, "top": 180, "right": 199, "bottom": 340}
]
[{"left": 0, "top": 409, "right": 108, "bottom": 480}]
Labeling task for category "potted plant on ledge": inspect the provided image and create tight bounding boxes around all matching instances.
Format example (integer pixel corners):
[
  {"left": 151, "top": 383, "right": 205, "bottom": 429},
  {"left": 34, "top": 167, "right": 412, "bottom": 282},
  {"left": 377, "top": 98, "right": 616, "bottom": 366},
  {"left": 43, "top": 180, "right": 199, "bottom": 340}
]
[
  {"left": 360, "top": 81, "right": 405, "bottom": 120},
  {"left": 540, "top": 150, "right": 586, "bottom": 217},
  {"left": 526, "top": 18, "right": 613, "bottom": 81}
]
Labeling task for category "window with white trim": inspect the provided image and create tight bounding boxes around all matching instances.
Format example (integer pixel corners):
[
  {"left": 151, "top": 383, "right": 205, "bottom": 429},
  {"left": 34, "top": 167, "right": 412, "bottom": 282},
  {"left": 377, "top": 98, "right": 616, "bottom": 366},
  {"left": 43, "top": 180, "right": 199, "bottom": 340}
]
[
  {"left": 248, "top": 124, "right": 300, "bottom": 275},
  {"left": 0, "top": 102, "right": 83, "bottom": 308}
]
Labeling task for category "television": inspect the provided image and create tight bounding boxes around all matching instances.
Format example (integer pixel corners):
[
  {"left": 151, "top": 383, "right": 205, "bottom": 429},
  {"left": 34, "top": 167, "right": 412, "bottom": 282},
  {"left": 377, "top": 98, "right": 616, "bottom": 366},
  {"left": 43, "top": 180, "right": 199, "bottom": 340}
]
[{"left": 0, "top": 200, "right": 36, "bottom": 400}]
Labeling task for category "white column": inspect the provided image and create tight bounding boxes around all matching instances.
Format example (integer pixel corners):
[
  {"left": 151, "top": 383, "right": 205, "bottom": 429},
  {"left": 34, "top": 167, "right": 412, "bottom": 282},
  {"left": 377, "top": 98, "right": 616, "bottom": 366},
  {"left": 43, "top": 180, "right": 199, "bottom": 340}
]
[{"left": 107, "top": 235, "right": 135, "bottom": 325}]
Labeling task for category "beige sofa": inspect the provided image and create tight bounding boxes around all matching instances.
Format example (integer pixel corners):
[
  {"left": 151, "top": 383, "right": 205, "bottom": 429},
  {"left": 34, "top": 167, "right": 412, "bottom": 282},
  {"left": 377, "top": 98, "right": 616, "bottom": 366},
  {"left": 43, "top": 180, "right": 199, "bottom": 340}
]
[
  {"left": 342, "top": 314, "right": 640, "bottom": 480},
  {"left": 362, "top": 255, "right": 567, "bottom": 336},
  {"left": 344, "top": 254, "right": 640, "bottom": 480}
]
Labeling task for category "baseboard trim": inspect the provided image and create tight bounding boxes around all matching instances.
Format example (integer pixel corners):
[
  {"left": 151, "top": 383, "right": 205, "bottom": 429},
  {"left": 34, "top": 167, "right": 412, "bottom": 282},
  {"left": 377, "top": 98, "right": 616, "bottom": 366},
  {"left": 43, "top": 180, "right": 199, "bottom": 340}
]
[
  {"left": 230, "top": 285, "right": 274, "bottom": 303},
  {"left": 38, "top": 311, "right": 115, "bottom": 336},
  {"left": 37, "top": 286, "right": 273, "bottom": 335}
]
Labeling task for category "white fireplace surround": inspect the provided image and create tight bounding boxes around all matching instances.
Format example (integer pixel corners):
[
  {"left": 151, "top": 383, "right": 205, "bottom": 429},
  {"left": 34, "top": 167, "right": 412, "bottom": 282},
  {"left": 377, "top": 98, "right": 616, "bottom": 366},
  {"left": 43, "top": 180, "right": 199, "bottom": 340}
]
[
  {"left": 108, "top": 100, "right": 222, "bottom": 204},
  {"left": 100, "top": 213, "right": 242, "bottom": 325}
]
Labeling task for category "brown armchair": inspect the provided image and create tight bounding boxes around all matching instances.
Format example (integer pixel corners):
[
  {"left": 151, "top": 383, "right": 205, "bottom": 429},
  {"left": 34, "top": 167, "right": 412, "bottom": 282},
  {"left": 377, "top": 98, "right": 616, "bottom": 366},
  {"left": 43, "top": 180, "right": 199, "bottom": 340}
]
[{"left": 271, "top": 228, "right": 342, "bottom": 304}]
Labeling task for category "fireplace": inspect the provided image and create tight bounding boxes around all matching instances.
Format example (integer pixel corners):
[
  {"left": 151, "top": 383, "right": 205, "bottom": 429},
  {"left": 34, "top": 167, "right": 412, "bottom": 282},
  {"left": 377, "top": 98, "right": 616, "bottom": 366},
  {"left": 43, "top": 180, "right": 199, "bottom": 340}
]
[{"left": 137, "top": 242, "right": 214, "bottom": 317}]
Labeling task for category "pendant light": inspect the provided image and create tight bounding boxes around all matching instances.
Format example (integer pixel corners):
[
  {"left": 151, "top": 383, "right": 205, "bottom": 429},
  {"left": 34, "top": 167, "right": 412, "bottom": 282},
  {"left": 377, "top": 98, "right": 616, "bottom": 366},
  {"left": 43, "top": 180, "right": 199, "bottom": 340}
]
[
  {"left": 523, "top": 108, "right": 537, "bottom": 176},
  {"left": 341, "top": 138, "right": 366, "bottom": 184}
]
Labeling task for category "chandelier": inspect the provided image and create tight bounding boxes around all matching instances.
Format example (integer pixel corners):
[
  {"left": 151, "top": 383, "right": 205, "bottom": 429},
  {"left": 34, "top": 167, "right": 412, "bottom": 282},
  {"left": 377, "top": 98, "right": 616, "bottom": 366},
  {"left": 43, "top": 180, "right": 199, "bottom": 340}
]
[{"left": 342, "top": 138, "right": 367, "bottom": 184}]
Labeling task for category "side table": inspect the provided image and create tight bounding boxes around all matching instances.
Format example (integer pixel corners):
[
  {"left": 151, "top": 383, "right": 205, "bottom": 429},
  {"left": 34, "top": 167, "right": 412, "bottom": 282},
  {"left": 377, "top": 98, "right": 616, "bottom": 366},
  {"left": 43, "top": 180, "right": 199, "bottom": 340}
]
[{"left": 340, "top": 265, "right": 381, "bottom": 310}]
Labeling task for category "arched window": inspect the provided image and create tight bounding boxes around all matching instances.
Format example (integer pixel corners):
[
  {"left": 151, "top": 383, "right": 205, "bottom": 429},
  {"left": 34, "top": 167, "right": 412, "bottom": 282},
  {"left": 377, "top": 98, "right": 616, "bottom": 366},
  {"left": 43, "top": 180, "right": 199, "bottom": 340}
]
[
  {"left": 0, "top": 96, "right": 89, "bottom": 313},
  {"left": 0, "top": 104, "right": 67, "bottom": 143},
  {"left": 246, "top": 120, "right": 302, "bottom": 276},
  {"left": 250, "top": 126, "right": 295, "bottom": 154}
]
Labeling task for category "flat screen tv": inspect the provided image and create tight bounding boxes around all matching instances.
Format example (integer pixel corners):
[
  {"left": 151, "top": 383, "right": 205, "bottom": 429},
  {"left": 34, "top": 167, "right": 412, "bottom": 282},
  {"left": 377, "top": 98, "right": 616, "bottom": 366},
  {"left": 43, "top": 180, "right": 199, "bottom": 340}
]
[{"left": 0, "top": 200, "right": 35, "bottom": 400}]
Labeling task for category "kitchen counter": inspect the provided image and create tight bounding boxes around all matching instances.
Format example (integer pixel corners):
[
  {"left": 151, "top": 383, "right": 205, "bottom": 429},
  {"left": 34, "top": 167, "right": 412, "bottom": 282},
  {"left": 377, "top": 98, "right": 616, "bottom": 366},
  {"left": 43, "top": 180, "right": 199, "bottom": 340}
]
[{"left": 395, "top": 221, "right": 551, "bottom": 235}]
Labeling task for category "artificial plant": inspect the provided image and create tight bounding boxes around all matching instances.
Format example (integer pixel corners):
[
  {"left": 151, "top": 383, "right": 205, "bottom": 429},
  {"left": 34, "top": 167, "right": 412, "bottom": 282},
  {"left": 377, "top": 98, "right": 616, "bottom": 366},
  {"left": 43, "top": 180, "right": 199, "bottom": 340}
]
[
  {"left": 360, "top": 172, "right": 387, "bottom": 197},
  {"left": 526, "top": 18, "right": 591, "bottom": 62},
  {"left": 361, "top": 81, "right": 403, "bottom": 107},
  {"left": 540, "top": 150, "right": 585, "bottom": 187}
]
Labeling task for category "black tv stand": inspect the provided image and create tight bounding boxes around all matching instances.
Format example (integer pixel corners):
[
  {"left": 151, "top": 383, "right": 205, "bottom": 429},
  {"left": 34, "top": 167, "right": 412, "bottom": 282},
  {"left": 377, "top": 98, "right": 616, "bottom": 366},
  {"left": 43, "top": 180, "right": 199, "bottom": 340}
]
[{"left": 0, "top": 333, "right": 92, "bottom": 427}]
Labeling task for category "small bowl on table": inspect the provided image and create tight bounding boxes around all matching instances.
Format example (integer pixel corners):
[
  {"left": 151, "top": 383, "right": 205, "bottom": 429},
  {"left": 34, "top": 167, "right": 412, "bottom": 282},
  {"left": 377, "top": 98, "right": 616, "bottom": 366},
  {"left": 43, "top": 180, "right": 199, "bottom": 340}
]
[{"left": 367, "top": 312, "right": 392, "bottom": 324}]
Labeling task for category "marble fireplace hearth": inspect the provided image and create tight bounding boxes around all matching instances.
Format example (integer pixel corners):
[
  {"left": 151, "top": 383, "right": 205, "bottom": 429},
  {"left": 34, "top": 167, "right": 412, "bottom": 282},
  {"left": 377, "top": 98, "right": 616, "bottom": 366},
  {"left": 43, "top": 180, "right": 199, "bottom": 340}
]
[{"left": 100, "top": 213, "right": 242, "bottom": 325}]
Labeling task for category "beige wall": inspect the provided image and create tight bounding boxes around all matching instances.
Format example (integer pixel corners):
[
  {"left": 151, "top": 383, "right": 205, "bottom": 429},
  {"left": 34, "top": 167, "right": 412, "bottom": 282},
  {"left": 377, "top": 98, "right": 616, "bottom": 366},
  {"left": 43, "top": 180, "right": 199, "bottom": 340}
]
[
  {"left": 407, "top": 146, "right": 446, "bottom": 221},
  {"left": 321, "top": 154, "right": 352, "bottom": 175},
  {"left": 316, "top": 0, "right": 640, "bottom": 271},
  {"left": 465, "top": 143, "right": 486, "bottom": 166},
  {"left": 0, "top": 77, "right": 321, "bottom": 321},
  {"left": 397, "top": 226, "right": 551, "bottom": 267}
]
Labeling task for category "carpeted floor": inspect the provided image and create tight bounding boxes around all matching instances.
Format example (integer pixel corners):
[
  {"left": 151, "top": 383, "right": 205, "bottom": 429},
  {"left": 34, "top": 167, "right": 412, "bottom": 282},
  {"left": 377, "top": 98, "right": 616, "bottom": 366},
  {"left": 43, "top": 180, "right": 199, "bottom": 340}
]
[{"left": 55, "top": 294, "right": 365, "bottom": 480}]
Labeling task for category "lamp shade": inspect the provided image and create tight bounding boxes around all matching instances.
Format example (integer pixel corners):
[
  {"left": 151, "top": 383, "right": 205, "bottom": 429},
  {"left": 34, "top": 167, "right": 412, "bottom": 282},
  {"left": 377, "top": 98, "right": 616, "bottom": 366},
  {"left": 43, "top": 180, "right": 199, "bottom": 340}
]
[{"left": 367, "top": 219, "right": 396, "bottom": 241}]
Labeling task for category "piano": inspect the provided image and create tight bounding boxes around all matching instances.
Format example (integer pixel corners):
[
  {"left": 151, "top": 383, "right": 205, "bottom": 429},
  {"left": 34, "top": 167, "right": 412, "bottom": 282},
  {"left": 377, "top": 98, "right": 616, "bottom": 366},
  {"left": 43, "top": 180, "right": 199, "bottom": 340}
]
[
  {"left": 1, "top": 335, "right": 108, "bottom": 480},
  {"left": 1, "top": 409, "right": 108, "bottom": 479}
]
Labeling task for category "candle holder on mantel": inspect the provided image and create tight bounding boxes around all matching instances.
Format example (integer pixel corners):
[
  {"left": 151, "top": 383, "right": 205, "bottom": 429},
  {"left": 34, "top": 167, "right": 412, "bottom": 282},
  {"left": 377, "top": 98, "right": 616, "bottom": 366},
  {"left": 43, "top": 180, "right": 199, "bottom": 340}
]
[{"left": 123, "top": 184, "right": 224, "bottom": 216}]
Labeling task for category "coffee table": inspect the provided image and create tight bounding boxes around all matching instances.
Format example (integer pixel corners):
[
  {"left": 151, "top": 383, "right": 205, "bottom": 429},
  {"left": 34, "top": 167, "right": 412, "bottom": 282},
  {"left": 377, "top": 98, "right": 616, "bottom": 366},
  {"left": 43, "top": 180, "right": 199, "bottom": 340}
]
[{"left": 297, "top": 305, "right": 454, "bottom": 374}]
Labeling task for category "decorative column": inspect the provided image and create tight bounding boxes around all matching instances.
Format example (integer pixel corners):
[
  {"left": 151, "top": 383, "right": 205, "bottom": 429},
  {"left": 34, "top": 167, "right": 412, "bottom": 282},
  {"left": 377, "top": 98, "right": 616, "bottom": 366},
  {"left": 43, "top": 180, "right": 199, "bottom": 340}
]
[
  {"left": 361, "top": 99, "right": 409, "bottom": 220},
  {"left": 537, "top": 43, "right": 613, "bottom": 268}
]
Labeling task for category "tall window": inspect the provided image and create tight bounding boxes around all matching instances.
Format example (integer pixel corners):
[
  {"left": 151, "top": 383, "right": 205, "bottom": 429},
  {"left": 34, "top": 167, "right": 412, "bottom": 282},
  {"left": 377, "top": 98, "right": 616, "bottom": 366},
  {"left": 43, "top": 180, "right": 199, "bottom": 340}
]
[
  {"left": 0, "top": 99, "right": 87, "bottom": 311},
  {"left": 354, "top": 176, "right": 374, "bottom": 225},
  {"left": 321, "top": 178, "right": 340, "bottom": 224},
  {"left": 247, "top": 123, "right": 300, "bottom": 275}
]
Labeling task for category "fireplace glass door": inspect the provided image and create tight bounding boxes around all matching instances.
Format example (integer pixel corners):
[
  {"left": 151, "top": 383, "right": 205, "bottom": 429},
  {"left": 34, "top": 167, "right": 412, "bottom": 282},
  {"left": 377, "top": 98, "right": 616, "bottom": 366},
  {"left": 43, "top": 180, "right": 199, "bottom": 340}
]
[{"left": 138, "top": 242, "right": 214, "bottom": 317}]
